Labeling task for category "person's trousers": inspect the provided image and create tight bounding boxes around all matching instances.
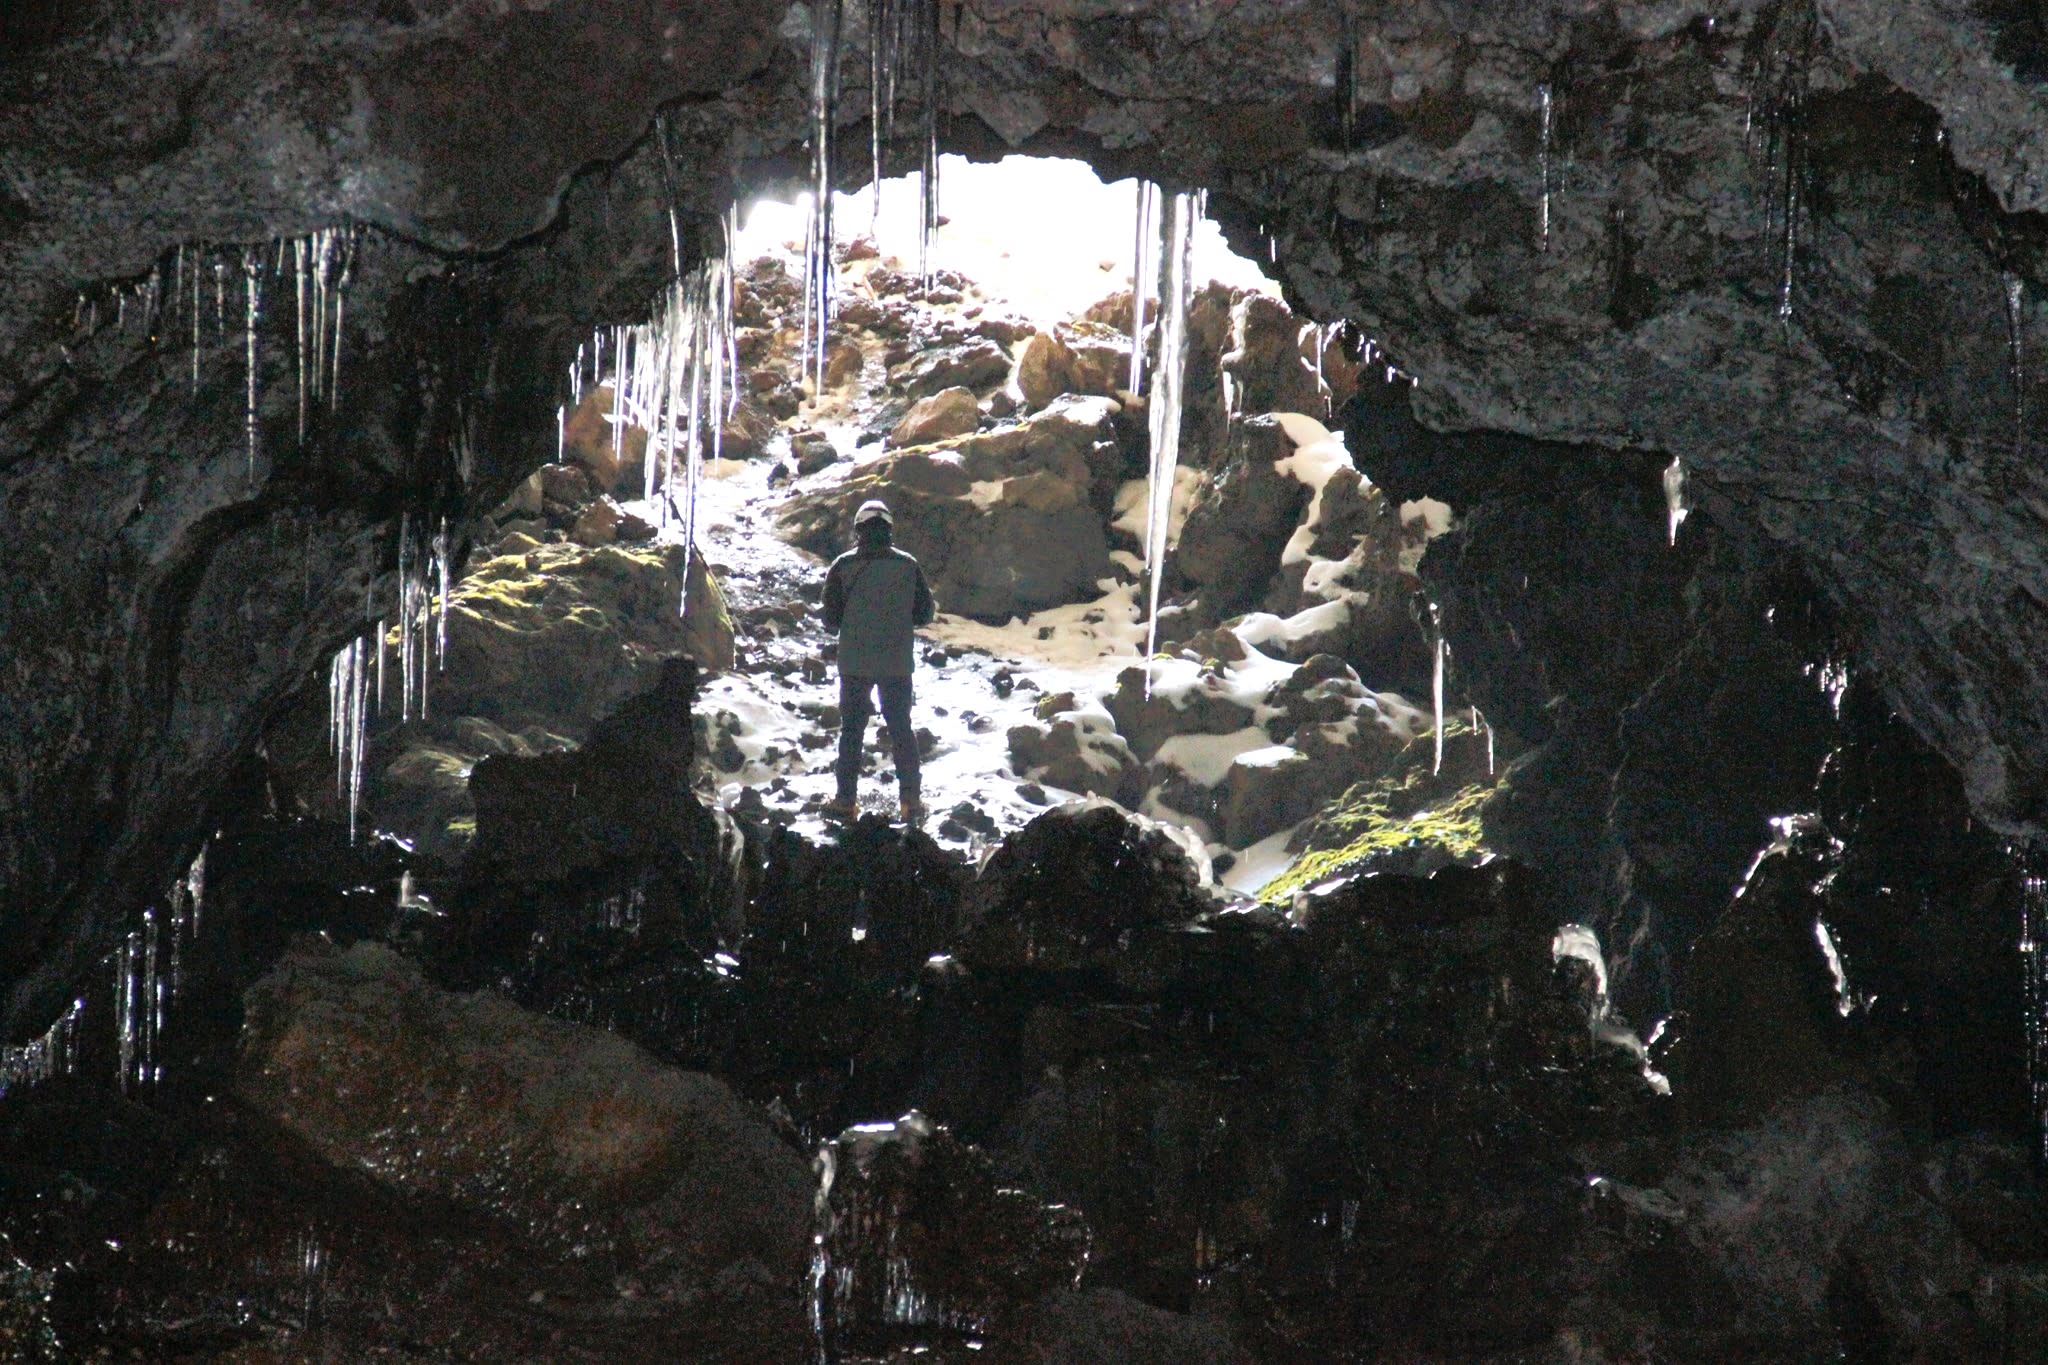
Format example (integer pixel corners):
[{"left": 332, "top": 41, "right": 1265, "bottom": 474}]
[{"left": 836, "top": 674, "right": 919, "bottom": 799}]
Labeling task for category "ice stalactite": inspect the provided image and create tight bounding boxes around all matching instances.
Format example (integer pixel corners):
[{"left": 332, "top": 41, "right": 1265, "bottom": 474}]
[
  {"left": 329, "top": 633, "right": 373, "bottom": 843},
  {"left": 803, "top": 0, "right": 846, "bottom": 395},
  {"left": 115, "top": 909, "right": 167, "bottom": 1094},
  {"left": 1128, "top": 180, "right": 1161, "bottom": 394},
  {"left": 1745, "top": 9, "right": 1813, "bottom": 328},
  {"left": 807, "top": 0, "right": 946, "bottom": 378},
  {"left": 1430, "top": 603, "right": 1448, "bottom": 776},
  {"left": 243, "top": 250, "right": 261, "bottom": 481},
  {"left": 2006, "top": 272, "right": 2028, "bottom": 459},
  {"left": 613, "top": 238, "right": 736, "bottom": 611},
  {"left": 1537, "top": 83, "right": 1554, "bottom": 252},
  {"left": 394, "top": 512, "right": 453, "bottom": 725},
  {"left": 0, "top": 996, "right": 83, "bottom": 1101},
  {"left": 2019, "top": 857, "right": 2048, "bottom": 1159},
  {"left": 1663, "top": 456, "right": 1688, "bottom": 545},
  {"left": 1141, "top": 189, "right": 1201, "bottom": 695}
]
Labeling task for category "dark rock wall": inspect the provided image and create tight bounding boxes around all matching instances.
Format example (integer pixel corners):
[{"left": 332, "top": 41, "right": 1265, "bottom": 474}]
[{"left": 5, "top": 0, "right": 2048, "bottom": 1035}]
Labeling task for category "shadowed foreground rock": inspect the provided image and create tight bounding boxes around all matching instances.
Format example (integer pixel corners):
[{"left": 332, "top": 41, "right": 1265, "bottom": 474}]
[{"left": 237, "top": 938, "right": 813, "bottom": 1355}]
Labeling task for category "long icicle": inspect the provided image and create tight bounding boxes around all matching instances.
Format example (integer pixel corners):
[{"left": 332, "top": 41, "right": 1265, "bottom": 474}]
[
  {"left": 915, "top": 0, "right": 942, "bottom": 288},
  {"left": 1129, "top": 182, "right": 1159, "bottom": 394},
  {"left": 1141, "top": 189, "right": 1200, "bottom": 695},
  {"left": 803, "top": 0, "right": 846, "bottom": 396}
]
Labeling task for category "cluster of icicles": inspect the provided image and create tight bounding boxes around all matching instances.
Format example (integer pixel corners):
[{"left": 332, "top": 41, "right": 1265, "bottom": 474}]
[
  {"left": 326, "top": 514, "right": 453, "bottom": 845},
  {"left": 73, "top": 227, "right": 360, "bottom": 484},
  {"left": 800, "top": 0, "right": 946, "bottom": 393},
  {"left": 0, "top": 848, "right": 207, "bottom": 1104}
]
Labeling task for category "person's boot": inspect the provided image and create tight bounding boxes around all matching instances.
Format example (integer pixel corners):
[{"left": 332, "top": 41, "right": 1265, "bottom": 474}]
[
  {"left": 899, "top": 792, "right": 927, "bottom": 825},
  {"left": 822, "top": 791, "right": 859, "bottom": 821}
]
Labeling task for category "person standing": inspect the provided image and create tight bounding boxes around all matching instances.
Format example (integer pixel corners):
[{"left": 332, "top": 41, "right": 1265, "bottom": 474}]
[{"left": 821, "top": 498, "right": 936, "bottom": 823}]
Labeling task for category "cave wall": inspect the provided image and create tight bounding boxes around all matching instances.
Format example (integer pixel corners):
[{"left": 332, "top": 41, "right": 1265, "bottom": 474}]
[{"left": 4, "top": 0, "right": 2047, "bottom": 1035}]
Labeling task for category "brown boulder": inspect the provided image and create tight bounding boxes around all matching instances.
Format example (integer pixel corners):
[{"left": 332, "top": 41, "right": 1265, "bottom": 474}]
[
  {"left": 1015, "top": 330, "right": 1076, "bottom": 409},
  {"left": 238, "top": 939, "right": 810, "bottom": 1328},
  {"left": 561, "top": 385, "right": 647, "bottom": 493},
  {"left": 569, "top": 496, "right": 621, "bottom": 546},
  {"left": 889, "top": 386, "right": 983, "bottom": 448}
]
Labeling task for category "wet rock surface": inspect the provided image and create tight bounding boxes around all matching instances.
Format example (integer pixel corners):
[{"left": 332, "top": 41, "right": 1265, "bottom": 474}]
[{"left": 4, "top": 2, "right": 2048, "bottom": 1358}]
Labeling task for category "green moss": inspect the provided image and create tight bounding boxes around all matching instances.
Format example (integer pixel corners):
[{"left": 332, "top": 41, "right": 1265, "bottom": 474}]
[{"left": 1258, "top": 774, "right": 1491, "bottom": 904}]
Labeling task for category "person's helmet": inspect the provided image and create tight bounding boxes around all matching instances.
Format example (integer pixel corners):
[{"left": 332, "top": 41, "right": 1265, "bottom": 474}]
[{"left": 854, "top": 499, "right": 893, "bottom": 528}]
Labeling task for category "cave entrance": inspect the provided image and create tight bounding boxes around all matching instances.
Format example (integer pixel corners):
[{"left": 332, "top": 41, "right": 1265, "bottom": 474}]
[{"left": 401, "top": 150, "right": 1493, "bottom": 902}]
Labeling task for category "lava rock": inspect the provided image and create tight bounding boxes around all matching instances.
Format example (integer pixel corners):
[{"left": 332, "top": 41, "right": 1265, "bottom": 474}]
[
  {"left": 889, "top": 385, "right": 982, "bottom": 447},
  {"left": 238, "top": 938, "right": 812, "bottom": 1335}
]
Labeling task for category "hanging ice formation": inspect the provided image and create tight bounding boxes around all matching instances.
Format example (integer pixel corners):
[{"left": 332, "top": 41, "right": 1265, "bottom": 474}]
[
  {"left": 1662, "top": 456, "right": 1688, "bottom": 545},
  {"left": 328, "top": 633, "right": 374, "bottom": 843},
  {"left": 2020, "top": 856, "right": 2048, "bottom": 1159},
  {"left": 2006, "top": 272, "right": 2028, "bottom": 459},
  {"left": 802, "top": 0, "right": 846, "bottom": 395},
  {"left": 611, "top": 227, "right": 737, "bottom": 607},
  {"left": 1140, "top": 188, "right": 1202, "bottom": 694},
  {"left": 803, "top": 0, "right": 947, "bottom": 390},
  {"left": 1129, "top": 181, "right": 1161, "bottom": 393},
  {"left": 0, "top": 996, "right": 84, "bottom": 1101},
  {"left": 1537, "top": 83, "right": 1555, "bottom": 252},
  {"left": 1430, "top": 602, "right": 1448, "bottom": 776},
  {"left": 1745, "top": 11, "right": 1813, "bottom": 327}
]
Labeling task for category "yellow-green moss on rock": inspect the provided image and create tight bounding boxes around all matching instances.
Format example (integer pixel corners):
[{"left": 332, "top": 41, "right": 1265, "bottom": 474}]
[{"left": 1259, "top": 768, "right": 1492, "bottom": 905}]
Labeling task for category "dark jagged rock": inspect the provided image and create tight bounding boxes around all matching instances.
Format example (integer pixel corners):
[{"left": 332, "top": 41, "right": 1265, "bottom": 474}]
[
  {"left": 957, "top": 802, "right": 1212, "bottom": 977},
  {"left": 236, "top": 938, "right": 813, "bottom": 1355},
  {"left": 813, "top": 1111, "right": 1090, "bottom": 1359}
]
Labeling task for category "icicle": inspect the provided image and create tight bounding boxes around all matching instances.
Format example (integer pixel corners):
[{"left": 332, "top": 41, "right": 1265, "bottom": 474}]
[
  {"left": 1663, "top": 456, "right": 1688, "bottom": 546},
  {"left": 1141, "top": 190, "right": 1201, "bottom": 694},
  {"left": 556, "top": 405, "right": 566, "bottom": 464},
  {"left": 0, "top": 997, "right": 84, "bottom": 1101},
  {"left": 328, "top": 634, "right": 374, "bottom": 842},
  {"left": 1430, "top": 603, "right": 1447, "bottom": 776},
  {"left": 914, "top": 0, "right": 941, "bottom": 289},
  {"left": 803, "top": 0, "right": 846, "bottom": 395},
  {"left": 433, "top": 517, "right": 451, "bottom": 669},
  {"left": 1537, "top": 83, "right": 1555, "bottom": 252},
  {"left": 2020, "top": 857, "right": 2048, "bottom": 1160},
  {"left": 329, "top": 228, "right": 352, "bottom": 410},
  {"left": 115, "top": 931, "right": 137, "bottom": 1094},
  {"left": 1129, "top": 181, "right": 1160, "bottom": 394},
  {"left": 243, "top": 250, "right": 261, "bottom": 482},
  {"left": 294, "top": 237, "right": 309, "bottom": 442},
  {"left": 2006, "top": 272, "right": 2028, "bottom": 459},
  {"left": 190, "top": 249, "right": 204, "bottom": 391}
]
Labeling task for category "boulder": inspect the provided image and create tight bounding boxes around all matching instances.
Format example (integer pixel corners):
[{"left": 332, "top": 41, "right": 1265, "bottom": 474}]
[
  {"left": 1222, "top": 292, "right": 1325, "bottom": 418},
  {"left": 958, "top": 801, "right": 1212, "bottom": 976},
  {"left": 891, "top": 336, "right": 1011, "bottom": 397},
  {"left": 568, "top": 495, "right": 621, "bottom": 546},
  {"left": 437, "top": 539, "right": 733, "bottom": 733},
  {"left": 1059, "top": 321, "right": 1128, "bottom": 397},
  {"left": 1007, "top": 708, "right": 1146, "bottom": 805},
  {"left": 1015, "top": 330, "right": 1076, "bottom": 409},
  {"left": 1103, "top": 659, "right": 1260, "bottom": 763},
  {"left": 1171, "top": 415, "right": 1310, "bottom": 613},
  {"left": 812, "top": 1112, "right": 1090, "bottom": 1359},
  {"left": 889, "top": 385, "right": 982, "bottom": 447},
  {"left": 237, "top": 938, "right": 811, "bottom": 1337},
  {"left": 560, "top": 384, "right": 647, "bottom": 493},
  {"left": 718, "top": 394, "right": 779, "bottom": 459},
  {"left": 779, "top": 396, "right": 1123, "bottom": 619},
  {"left": 538, "top": 460, "right": 593, "bottom": 514}
]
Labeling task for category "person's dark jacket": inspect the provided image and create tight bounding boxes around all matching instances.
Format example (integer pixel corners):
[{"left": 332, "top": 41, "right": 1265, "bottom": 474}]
[{"left": 823, "top": 544, "right": 935, "bottom": 678}]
